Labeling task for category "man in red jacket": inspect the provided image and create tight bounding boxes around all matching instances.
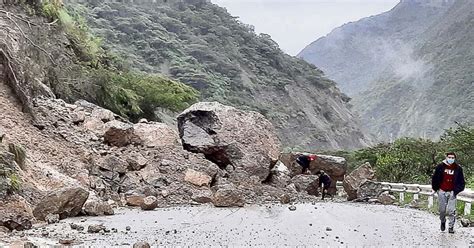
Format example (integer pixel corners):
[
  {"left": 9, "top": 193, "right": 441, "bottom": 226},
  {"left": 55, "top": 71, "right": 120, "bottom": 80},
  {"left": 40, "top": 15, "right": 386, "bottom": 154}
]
[{"left": 431, "top": 152, "right": 466, "bottom": 233}]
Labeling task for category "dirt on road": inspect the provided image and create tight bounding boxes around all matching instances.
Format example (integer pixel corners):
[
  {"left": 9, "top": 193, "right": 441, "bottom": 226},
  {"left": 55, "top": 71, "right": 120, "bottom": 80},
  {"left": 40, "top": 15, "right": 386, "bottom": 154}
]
[{"left": 2, "top": 202, "right": 473, "bottom": 247}]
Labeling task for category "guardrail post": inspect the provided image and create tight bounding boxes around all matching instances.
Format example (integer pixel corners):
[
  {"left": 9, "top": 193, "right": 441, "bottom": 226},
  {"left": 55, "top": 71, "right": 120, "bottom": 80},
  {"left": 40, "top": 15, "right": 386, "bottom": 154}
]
[
  {"left": 428, "top": 195, "right": 434, "bottom": 209},
  {"left": 413, "top": 193, "right": 419, "bottom": 201},
  {"left": 400, "top": 192, "right": 405, "bottom": 203},
  {"left": 464, "top": 202, "right": 471, "bottom": 216}
]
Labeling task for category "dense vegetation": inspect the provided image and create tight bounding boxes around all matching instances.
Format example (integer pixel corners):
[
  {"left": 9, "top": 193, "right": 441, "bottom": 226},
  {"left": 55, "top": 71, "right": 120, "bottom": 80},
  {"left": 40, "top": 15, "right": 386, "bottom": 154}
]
[
  {"left": 53, "top": 0, "right": 368, "bottom": 150},
  {"left": 68, "top": 1, "right": 336, "bottom": 105},
  {"left": 333, "top": 124, "right": 474, "bottom": 189},
  {"left": 38, "top": 0, "right": 199, "bottom": 121}
]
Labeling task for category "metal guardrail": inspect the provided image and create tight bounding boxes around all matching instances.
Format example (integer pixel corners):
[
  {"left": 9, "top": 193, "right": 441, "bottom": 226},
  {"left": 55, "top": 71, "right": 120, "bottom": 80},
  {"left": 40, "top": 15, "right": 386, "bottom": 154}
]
[{"left": 336, "top": 181, "right": 474, "bottom": 216}]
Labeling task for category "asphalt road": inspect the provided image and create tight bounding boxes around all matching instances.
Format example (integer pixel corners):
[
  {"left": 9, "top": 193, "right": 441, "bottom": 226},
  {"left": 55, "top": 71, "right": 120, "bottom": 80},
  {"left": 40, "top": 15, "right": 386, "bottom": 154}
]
[{"left": 3, "top": 202, "right": 473, "bottom": 247}]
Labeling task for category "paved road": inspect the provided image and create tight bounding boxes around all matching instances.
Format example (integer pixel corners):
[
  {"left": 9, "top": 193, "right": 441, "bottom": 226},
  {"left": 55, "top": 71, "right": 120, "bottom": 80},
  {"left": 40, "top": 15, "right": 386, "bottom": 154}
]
[{"left": 4, "top": 202, "right": 473, "bottom": 247}]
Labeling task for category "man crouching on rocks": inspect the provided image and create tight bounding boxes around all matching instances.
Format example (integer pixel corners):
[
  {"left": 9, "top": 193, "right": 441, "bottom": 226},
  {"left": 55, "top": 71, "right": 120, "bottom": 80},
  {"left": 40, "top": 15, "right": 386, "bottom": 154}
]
[
  {"left": 431, "top": 152, "right": 465, "bottom": 233},
  {"left": 296, "top": 153, "right": 317, "bottom": 174}
]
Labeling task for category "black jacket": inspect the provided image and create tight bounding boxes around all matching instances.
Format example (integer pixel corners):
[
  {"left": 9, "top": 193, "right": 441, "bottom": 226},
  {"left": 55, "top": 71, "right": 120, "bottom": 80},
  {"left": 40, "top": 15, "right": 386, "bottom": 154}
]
[
  {"left": 318, "top": 173, "right": 332, "bottom": 188},
  {"left": 431, "top": 162, "right": 465, "bottom": 196},
  {"left": 296, "top": 155, "right": 310, "bottom": 168}
]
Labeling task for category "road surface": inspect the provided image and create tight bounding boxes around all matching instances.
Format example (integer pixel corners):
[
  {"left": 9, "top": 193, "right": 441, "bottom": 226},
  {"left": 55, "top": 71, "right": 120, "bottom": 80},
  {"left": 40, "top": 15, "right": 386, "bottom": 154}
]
[{"left": 3, "top": 202, "right": 473, "bottom": 247}]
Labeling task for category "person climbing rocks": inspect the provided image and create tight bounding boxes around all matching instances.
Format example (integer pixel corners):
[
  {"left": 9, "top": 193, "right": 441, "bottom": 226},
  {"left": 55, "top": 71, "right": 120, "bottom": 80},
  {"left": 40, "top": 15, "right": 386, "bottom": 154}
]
[
  {"left": 431, "top": 152, "right": 465, "bottom": 233},
  {"left": 315, "top": 170, "right": 332, "bottom": 200},
  {"left": 296, "top": 153, "right": 317, "bottom": 174}
]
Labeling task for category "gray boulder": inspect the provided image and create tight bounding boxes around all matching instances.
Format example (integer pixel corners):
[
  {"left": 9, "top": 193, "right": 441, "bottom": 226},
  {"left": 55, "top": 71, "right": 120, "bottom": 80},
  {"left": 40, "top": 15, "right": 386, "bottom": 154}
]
[
  {"left": 343, "top": 162, "right": 376, "bottom": 201},
  {"left": 178, "top": 102, "right": 281, "bottom": 182},
  {"left": 291, "top": 175, "right": 319, "bottom": 196},
  {"left": 83, "top": 200, "right": 114, "bottom": 216},
  {"left": 33, "top": 187, "right": 89, "bottom": 221}
]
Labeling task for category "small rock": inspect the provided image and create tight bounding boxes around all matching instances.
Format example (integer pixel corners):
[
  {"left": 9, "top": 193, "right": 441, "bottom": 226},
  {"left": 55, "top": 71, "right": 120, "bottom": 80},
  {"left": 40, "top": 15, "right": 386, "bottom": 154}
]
[
  {"left": 23, "top": 242, "right": 39, "bottom": 248},
  {"left": 88, "top": 224, "right": 105, "bottom": 233},
  {"left": 280, "top": 194, "right": 291, "bottom": 204},
  {"left": 59, "top": 238, "right": 74, "bottom": 245},
  {"left": 42, "top": 231, "right": 49, "bottom": 237},
  {"left": 126, "top": 226, "right": 131, "bottom": 231},
  {"left": 45, "top": 214, "right": 60, "bottom": 224},
  {"left": 140, "top": 196, "right": 158, "bottom": 211},
  {"left": 288, "top": 205, "right": 296, "bottom": 211},
  {"left": 460, "top": 218, "right": 471, "bottom": 227},
  {"left": 133, "top": 241, "right": 151, "bottom": 248},
  {"left": 326, "top": 227, "right": 332, "bottom": 231},
  {"left": 70, "top": 223, "right": 83, "bottom": 231}
]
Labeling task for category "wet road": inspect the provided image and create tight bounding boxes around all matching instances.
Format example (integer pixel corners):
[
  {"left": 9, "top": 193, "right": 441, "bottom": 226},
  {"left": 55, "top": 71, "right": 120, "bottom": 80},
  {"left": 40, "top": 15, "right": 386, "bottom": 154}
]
[{"left": 4, "top": 202, "right": 473, "bottom": 247}]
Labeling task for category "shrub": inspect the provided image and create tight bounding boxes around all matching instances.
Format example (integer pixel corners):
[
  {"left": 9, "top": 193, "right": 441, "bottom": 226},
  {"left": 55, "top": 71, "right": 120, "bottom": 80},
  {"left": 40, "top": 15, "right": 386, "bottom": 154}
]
[{"left": 94, "top": 69, "right": 199, "bottom": 121}]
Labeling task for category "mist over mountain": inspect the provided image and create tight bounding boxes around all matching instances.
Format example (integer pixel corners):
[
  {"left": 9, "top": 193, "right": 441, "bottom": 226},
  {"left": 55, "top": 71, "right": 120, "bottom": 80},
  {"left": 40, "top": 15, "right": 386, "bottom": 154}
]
[{"left": 299, "top": 0, "right": 473, "bottom": 142}]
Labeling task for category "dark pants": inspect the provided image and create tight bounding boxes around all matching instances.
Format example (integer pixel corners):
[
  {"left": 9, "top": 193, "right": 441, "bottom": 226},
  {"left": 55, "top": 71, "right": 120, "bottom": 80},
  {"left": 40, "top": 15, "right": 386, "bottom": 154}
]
[
  {"left": 321, "top": 185, "right": 330, "bottom": 200},
  {"left": 296, "top": 160, "right": 309, "bottom": 174}
]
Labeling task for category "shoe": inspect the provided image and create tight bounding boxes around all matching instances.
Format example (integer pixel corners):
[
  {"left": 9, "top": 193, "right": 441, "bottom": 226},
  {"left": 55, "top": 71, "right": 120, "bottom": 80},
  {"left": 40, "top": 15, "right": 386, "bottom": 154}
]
[
  {"left": 448, "top": 227, "right": 454, "bottom": 233},
  {"left": 441, "top": 222, "right": 446, "bottom": 231}
]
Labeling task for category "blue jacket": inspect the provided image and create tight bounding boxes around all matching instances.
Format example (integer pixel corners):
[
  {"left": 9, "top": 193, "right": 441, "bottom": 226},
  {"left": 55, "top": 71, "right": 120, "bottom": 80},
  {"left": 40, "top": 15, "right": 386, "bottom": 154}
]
[{"left": 431, "top": 161, "right": 465, "bottom": 196}]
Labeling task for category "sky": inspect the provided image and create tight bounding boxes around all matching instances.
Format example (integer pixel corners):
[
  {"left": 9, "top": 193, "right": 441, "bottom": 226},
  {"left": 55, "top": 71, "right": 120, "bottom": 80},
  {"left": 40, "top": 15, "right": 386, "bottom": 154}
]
[{"left": 212, "top": 0, "right": 400, "bottom": 55}]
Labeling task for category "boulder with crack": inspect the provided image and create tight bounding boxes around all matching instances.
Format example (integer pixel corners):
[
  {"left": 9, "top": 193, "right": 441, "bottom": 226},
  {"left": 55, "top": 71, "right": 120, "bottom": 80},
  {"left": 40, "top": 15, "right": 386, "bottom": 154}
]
[
  {"left": 177, "top": 102, "right": 281, "bottom": 183},
  {"left": 32, "top": 187, "right": 89, "bottom": 221},
  {"left": 343, "top": 162, "right": 376, "bottom": 201}
]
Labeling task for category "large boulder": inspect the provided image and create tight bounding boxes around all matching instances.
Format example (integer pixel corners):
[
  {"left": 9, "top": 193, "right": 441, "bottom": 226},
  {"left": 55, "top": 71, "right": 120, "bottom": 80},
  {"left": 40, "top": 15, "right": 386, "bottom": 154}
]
[
  {"left": 177, "top": 102, "right": 281, "bottom": 182},
  {"left": 1, "top": 215, "right": 32, "bottom": 231},
  {"left": 357, "top": 180, "right": 384, "bottom": 199},
  {"left": 291, "top": 175, "right": 319, "bottom": 195},
  {"left": 132, "top": 122, "right": 180, "bottom": 148},
  {"left": 343, "top": 162, "right": 376, "bottom": 201},
  {"left": 212, "top": 183, "right": 245, "bottom": 207},
  {"left": 33, "top": 187, "right": 89, "bottom": 221},
  {"left": 267, "top": 161, "right": 291, "bottom": 188},
  {"left": 279, "top": 153, "right": 347, "bottom": 180},
  {"left": 83, "top": 200, "right": 114, "bottom": 216}
]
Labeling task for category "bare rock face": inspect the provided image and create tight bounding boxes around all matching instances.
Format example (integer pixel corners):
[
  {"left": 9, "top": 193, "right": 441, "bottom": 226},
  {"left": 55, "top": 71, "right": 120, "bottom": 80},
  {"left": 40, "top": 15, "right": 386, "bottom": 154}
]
[
  {"left": 343, "top": 162, "right": 376, "bottom": 201},
  {"left": 32, "top": 187, "right": 89, "bottom": 221},
  {"left": 184, "top": 169, "right": 212, "bottom": 187},
  {"left": 132, "top": 122, "right": 181, "bottom": 148},
  {"left": 140, "top": 196, "right": 158, "bottom": 211},
  {"left": 83, "top": 200, "right": 114, "bottom": 216},
  {"left": 178, "top": 102, "right": 281, "bottom": 182}
]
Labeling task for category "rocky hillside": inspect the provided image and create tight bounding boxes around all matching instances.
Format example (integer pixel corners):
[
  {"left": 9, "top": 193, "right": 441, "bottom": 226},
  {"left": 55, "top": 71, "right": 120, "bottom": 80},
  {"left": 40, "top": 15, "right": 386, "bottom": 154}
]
[
  {"left": 299, "top": 0, "right": 473, "bottom": 141},
  {"left": 63, "top": 0, "right": 369, "bottom": 150},
  {"left": 1, "top": 1, "right": 352, "bottom": 237}
]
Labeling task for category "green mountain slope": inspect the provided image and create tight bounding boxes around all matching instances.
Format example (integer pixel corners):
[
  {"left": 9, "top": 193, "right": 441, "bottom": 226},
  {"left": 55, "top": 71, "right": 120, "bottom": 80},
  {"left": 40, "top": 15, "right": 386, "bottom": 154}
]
[
  {"left": 299, "top": 0, "right": 473, "bottom": 142},
  {"left": 66, "top": 0, "right": 369, "bottom": 150}
]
